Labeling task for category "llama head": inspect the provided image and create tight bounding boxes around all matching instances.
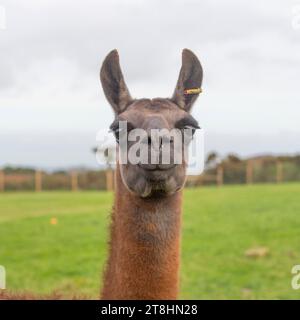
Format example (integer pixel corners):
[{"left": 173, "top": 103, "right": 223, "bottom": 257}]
[{"left": 100, "top": 49, "right": 203, "bottom": 198}]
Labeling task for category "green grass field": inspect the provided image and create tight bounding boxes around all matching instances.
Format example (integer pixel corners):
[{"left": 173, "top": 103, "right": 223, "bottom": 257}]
[{"left": 0, "top": 184, "right": 300, "bottom": 299}]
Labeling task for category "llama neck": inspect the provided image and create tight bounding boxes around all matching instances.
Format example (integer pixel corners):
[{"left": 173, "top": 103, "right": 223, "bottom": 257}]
[{"left": 101, "top": 167, "right": 183, "bottom": 300}]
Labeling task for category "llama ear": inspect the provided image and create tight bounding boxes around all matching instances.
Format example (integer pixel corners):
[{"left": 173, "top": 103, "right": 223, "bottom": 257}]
[
  {"left": 172, "top": 49, "right": 203, "bottom": 112},
  {"left": 100, "top": 50, "right": 132, "bottom": 114}
]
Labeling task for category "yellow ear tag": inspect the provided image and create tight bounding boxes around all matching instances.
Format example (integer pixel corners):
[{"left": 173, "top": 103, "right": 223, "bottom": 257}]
[{"left": 183, "top": 88, "right": 202, "bottom": 95}]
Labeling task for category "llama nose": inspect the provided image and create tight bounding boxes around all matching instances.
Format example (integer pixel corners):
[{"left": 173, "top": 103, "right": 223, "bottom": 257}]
[
  {"left": 145, "top": 132, "right": 174, "bottom": 151},
  {"left": 139, "top": 134, "right": 175, "bottom": 167},
  {"left": 138, "top": 133, "right": 177, "bottom": 171}
]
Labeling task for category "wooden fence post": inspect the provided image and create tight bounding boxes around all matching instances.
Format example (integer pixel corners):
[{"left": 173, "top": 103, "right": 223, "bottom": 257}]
[
  {"left": 216, "top": 166, "right": 224, "bottom": 186},
  {"left": 246, "top": 160, "right": 253, "bottom": 184},
  {"left": 276, "top": 160, "right": 283, "bottom": 183},
  {"left": 0, "top": 170, "right": 4, "bottom": 192},
  {"left": 35, "top": 170, "right": 42, "bottom": 192},
  {"left": 106, "top": 169, "right": 114, "bottom": 191},
  {"left": 71, "top": 171, "right": 79, "bottom": 191}
]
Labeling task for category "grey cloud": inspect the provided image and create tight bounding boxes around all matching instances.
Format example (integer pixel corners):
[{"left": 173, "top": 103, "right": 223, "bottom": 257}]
[{"left": 1, "top": 0, "right": 296, "bottom": 88}]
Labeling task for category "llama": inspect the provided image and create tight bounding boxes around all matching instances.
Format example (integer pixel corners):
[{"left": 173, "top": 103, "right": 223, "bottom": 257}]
[
  {"left": 100, "top": 49, "right": 203, "bottom": 299},
  {"left": 0, "top": 48, "right": 203, "bottom": 300}
]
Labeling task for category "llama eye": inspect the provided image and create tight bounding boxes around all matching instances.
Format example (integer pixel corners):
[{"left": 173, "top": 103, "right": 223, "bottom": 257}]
[
  {"left": 183, "top": 125, "right": 197, "bottom": 137},
  {"left": 181, "top": 125, "right": 201, "bottom": 144},
  {"left": 111, "top": 128, "right": 121, "bottom": 143},
  {"left": 109, "top": 124, "right": 121, "bottom": 143},
  {"left": 110, "top": 122, "right": 134, "bottom": 143}
]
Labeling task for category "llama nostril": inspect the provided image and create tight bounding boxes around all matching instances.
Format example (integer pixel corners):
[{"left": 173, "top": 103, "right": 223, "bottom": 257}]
[{"left": 141, "top": 135, "right": 152, "bottom": 146}]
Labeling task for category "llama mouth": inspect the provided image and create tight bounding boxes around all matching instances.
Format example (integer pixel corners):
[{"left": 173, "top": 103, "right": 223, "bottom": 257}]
[
  {"left": 138, "top": 164, "right": 176, "bottom": 171},
  {"left": 138, "top": 164, "right": 176, "bottom": 173},
  {"left": 139, "top": 165, "right": 177, "bottom": 182}
]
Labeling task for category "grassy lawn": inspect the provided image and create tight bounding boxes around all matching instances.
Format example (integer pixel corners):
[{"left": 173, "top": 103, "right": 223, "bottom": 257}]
[{"left": 0, "top": 184, "right": 300, "bottom": 299}]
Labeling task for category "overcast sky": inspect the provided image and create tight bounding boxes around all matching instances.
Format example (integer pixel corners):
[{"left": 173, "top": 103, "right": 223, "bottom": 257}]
[{"left": 0, "top": 0, "right": 300, "bottom": 169}]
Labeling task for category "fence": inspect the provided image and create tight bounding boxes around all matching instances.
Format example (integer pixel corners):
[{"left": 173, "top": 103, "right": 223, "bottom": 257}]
[
  {"left": 186, "top": 159, "right": 299, "bottom": 187},
  {"left": 0, "top": 170, "right": 109, "bottom": 192},
  {"left": 0, "top": 159, "right": 299, "bottom": 192}
]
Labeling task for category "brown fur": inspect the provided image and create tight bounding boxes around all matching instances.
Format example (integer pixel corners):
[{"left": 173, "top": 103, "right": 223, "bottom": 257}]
[{"left": 101, "top": 167, "right": 182, "bottom": 299}]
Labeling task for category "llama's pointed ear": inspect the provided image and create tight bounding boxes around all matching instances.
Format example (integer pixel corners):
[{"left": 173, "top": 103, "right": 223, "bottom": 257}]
[
  {"left": 100, "top": 50, "right": 132, "bottom": 114},
  {"left": 172, "top": 49, "right": 203, "bottom": 112}
]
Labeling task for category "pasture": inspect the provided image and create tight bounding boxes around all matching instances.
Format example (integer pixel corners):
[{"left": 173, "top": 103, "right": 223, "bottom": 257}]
[{"left": 0, "top": 184, "right": 300, "bottom": 299}]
